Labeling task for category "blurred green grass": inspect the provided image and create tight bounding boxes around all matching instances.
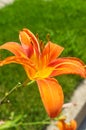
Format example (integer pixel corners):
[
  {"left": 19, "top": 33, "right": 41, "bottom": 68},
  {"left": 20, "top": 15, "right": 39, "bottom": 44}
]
[{"left": 0, "top": 0, "right": 86, "bottom": 129}]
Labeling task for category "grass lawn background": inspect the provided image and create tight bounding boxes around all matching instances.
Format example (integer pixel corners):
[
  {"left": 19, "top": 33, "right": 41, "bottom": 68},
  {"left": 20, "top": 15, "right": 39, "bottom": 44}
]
[{"left": 0, "top": 0, "right": 86, "bottom": 129}]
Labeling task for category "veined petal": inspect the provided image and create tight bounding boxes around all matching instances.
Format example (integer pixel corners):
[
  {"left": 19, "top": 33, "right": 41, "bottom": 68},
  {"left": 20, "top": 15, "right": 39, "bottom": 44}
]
[
  {"left": 42, "top": 41, "right": 64, "bottom": 63},
  {"left": 19, "top": 31, "right": 33, "bottom": 57},
  {"left": 37, "top": 78, "right": 64, "bottom": 118},
  {"left": 49, "top": 57, "right": 86, "bottom": 78},
  {"left": 0, "top": 56, "right": 36, "bottom": 73},
  {"left": 23, "top": 28, "right": 40, "bottom": 54},
  {"left": 0, "top": 42, "right": 26, "bottom": 56}
]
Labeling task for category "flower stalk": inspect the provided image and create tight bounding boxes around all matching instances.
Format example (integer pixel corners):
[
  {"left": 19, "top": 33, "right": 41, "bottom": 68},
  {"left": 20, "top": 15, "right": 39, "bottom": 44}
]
[{"left": 0, "top": 80, "right": 34, "bottom": 105}]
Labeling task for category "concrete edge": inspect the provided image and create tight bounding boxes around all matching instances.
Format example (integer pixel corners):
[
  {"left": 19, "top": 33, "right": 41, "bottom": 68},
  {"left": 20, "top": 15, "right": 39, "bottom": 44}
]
[
  {"left": 62, "top": 79, "right": 86, "bottom": 129},
  {"left": 75, "top": 102, "right": 86, "bottom": 129}
]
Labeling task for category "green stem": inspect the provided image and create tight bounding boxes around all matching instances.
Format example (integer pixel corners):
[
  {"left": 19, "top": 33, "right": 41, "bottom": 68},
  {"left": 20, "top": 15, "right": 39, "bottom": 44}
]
[
  {"left": 26, "top": 80, "right": 35, "bottom": 86},
  {"left": 19, "top": 121, "right": 50, "bottom": 126},
  {"left": 0, "top": 80, "right": 35, "bottom": 105}
]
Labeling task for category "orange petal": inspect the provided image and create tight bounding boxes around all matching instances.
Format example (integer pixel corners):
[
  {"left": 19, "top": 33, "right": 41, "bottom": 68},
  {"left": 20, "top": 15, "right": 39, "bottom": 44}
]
[
  {"left": 57, "top": 120, "right": 77, "bottom": 130},
  {"left": 0, "top": 42, "right": 25, "bottom": 56},
  {"left": 19, "top": 31, "right": 33, "bottom": 57},
  {"left": 0, "top": 56, "right": 36, "bottom": 80},
  {"left": 56, "top": 121, "right": 65, "bottom": 130},
  {"left": 42, "top": 41, "right": 64, "bottom": 63},
  {"left": 23, "top": 28, "right": 40, "bottom": 54},
  {"left": 70, "top": 120, "right": 77, "bottom": 130},
  {"left": 37, "top": 78, "right": 64, "bottom": 118},
  {"left": 0, "top": 56, "right": 36, "bottom": 73},
  {"left": 49, "top": 57, "right": 86, "bottom": 78}
]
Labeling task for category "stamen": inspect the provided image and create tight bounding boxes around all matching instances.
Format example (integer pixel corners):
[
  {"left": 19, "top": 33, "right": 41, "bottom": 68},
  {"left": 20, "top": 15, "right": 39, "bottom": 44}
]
[
  {"left": 46, "top": 33, "right": 50, "bottom": 41},
  {"left": 39, "top": 40, "right": 44, "bottom": 52},
  {"left": 36, "top": 33, "right": 39, "bottom": 40}
]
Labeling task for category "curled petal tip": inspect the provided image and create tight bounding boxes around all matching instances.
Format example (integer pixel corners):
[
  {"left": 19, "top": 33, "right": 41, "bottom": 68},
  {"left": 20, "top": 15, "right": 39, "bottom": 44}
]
[{"left": 50, "top": 57, "right": 86, "bottom": 78}]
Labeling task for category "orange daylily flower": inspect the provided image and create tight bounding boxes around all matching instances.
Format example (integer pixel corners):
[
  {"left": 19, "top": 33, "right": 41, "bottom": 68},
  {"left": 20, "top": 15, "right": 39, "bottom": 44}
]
[
  {"left": 0, "top": 28, "right": 86, "bottom": 118},
  {"left": 56, "top": 119, "right": 77, "bottom": 130}
]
